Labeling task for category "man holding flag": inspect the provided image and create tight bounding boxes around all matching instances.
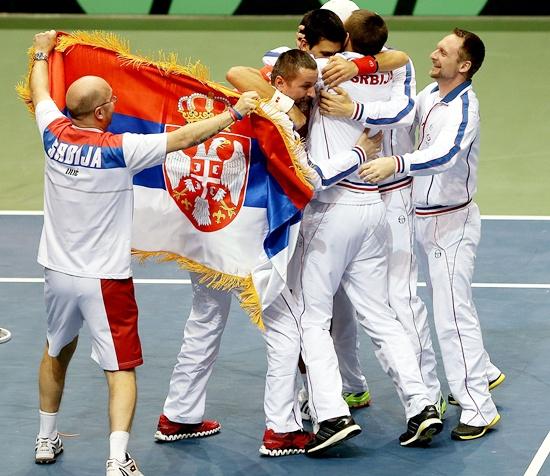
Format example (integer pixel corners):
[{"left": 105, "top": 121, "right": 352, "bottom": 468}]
[{"left": 29, "top": 30, "right": 258, "bottom": 475}]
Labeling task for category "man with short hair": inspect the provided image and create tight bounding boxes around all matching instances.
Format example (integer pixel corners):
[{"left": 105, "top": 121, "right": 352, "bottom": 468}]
[
  {"left": 29, "top": 30, "right": 258, "bottom": 475},
  {"left": 157, "top": 48, "right": 380, "bottom": 457},
  {"left": 360, "top": 28, "right": 503, "bottom": 441},
  {"left": 297, "top": 10, "right": 443, "bottom": 455}
]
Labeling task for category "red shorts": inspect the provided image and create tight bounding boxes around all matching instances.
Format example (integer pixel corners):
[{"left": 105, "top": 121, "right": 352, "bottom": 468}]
[{"left": 44, "top": 268, "right": 143, "bottom": 371}]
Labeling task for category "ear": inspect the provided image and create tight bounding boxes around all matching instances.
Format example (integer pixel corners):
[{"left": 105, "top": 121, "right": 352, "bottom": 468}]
[
  {"left": 343, "top": 32, "right": 351, "bottom": 51},
  {"left": 94, "top": 106, "right": 106, "bottom": 122},
  {"left": 459, "top": 60, "right": 472, "bottom": 75},
  {"left": 273, "top": 75, "right": 286, "bottom": 91},
  {"left": 298, "top": 37, "right": 308, "bottom": 51}
]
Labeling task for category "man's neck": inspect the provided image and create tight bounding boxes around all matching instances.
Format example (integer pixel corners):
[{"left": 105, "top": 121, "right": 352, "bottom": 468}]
[
  {"left": 437, "top": 77, "right": 467, "bottom": 98},
  {"left": 71, "top": 118, "right": 105, "bottom": 131}
]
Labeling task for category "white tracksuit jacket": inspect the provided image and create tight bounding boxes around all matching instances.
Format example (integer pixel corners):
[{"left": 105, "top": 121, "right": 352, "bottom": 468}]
[{"left": 397, "top": 80, "right": 480, "bottom": 215}]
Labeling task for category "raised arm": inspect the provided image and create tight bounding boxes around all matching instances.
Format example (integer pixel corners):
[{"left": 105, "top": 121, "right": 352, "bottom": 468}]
[
  {"left": 320, "top": 61, "right": 416, "bottom": 130},
  {"left": 226, "top": 66, "right": 307, "bottom": 130},
  {"left": 30, "top": 30, "right": 57, "bottom": 107},
  {"left": 322, "top": 50, "right": 409, "bottom": 88},
  {"left": 166, "top": 91, "right": 259, "bottom": 153}
]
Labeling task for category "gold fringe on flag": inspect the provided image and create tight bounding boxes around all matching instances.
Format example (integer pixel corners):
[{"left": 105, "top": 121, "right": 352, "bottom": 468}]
[
  {"left": 16, "top": 29, "right": 316, "bottom": 328},
  {"left": 132, "top": 250, "right": 264, "bottom": 330}
]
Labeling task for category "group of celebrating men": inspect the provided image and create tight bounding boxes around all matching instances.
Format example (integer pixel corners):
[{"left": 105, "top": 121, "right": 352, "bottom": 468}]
[{"left": 29, "top": 0, "right": 504, "bottom": 474}]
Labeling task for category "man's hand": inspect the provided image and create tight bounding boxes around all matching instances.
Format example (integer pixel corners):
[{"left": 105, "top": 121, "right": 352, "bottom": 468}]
[
  {"left": 288, "top": 107, "right": 307, "bottom": 130},
  {"left": 30, "top": 30, "right": 57, "bottom": 107},
  {"left": 359, "top": 156, "right": 396, "bottom": 183},
  {"left": 355, "top": 130, "right": 383, "bottom": 159},
  {"left": 319, "top": 87, "right": 354, "bottom": 118},
  {"left": 322, "top": 56, "right": 358, "bottom": 88},
  {"left": 233, "top": 91, "right": 260, "bottom": 117},
  {"left": 33, "top": 30, "right": 57, "bottom": 54}
]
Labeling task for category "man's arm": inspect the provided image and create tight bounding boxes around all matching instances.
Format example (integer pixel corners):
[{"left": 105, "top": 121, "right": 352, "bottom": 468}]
[
  {"left": 30, "top": 30, "right": 57, "bottom": 107},
  {"left": 322, "top": 50, "right": 409, "bottom": 88},
  {"left": 320, "top": 61, "right": 416, "bottom": 130},
  {"left": 359, "top": 98, "right": 479, "bottom": 183},
  {"left": 226, "top": 66, "right": 306, "bottom": 129},
  {"left": 307, "top": 130, "right": 382, "bottom": 191},
  {"left": 166, "top": 91, "right": 259, "bottom": 153}
]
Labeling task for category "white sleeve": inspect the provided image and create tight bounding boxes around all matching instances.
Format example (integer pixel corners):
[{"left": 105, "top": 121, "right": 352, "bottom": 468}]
[
  {"left": 35, "top": 99, "right": 65, "bottom": 135},
  {"left": 307, "top": 147, "right": 367, "bottom": 191},
  {"left": 122, "top": 132, "right": 168, "bottom": 174},
  {"left": 349, "top": 60, "right": 416, "bottom": 129},
  {"left": 401, "top": 93, "right": 479, "bottom": 176},
  {"left": 262, "top": 46, "right": 291, "bottom": 66}
]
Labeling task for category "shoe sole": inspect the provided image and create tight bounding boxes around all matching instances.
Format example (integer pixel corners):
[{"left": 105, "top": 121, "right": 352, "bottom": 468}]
[
  {"left": 305, "top": 424, "right": 362, "bottom": 455},
  {"left": 451, "top": 414, "right": 501, "bottom": 441},
  {"left": 489, "top": 373, "right": 506, "bottom": 391},
  {"left": 400, "top": 418, "right": 443, "bottom": 447},
  {"left": 347, "top": 399, "right": 371, "bottom": 409},
  {"left": 449, "top": 374, "right": 506, "bottom": 406},
  {"left": 258, "top": 445, "right": 306, "bottom": 457},
  {"left": 35, "top": 448, "right": 63, "bottom": 464},
  {"left": 154, "top": 426, "right": 221, "bottom": 442}
]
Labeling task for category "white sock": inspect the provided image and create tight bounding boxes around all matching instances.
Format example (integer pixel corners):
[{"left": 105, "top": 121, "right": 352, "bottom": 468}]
[
  {"left": 109, "top": 431, "right": 130, "bottom": 462},
  {"left": 38, "top": 410, "right": 58, "bottom": 439}
]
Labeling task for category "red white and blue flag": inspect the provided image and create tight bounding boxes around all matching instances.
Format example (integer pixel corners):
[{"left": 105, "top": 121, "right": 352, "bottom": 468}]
[{"left": 19, "top": 31, "right": 313, "bottom": 326}]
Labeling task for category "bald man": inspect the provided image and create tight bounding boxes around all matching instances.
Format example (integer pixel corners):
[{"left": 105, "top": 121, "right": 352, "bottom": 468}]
[{"left": 29, "top": 31, "right": 258, "bottom": 475}]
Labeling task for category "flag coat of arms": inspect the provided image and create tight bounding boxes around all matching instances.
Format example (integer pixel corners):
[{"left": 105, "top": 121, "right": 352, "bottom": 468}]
[{"left": 18, "top": 31, "right": 313, "bottom": 326}]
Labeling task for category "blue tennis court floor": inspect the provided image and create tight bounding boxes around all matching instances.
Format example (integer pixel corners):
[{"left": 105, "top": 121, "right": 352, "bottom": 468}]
[{"left": 1, "top": 214, "right": 549, "bottom": 476}]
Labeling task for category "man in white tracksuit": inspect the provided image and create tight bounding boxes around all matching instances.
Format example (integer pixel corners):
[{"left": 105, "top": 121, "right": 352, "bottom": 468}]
[
  {"left": 361, "top": 28, "right": 502, "bottom": 441},
  {"left": 295, "top": 10, "right": 442, "bottom": 455},
  {"left": 156, "top": 49, "right": 381, "bottom": 456},
  {"left": 319, "top": 68, "right": 444, "bottom": 415}
]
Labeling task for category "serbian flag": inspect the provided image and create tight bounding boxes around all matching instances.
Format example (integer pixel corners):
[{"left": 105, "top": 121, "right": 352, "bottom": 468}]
[{"left": 18, "top": 31, "right": 313, "bottom": 327}]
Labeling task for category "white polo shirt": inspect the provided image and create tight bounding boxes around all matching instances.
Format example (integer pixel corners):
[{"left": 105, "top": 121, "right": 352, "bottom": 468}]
[{"left": 35, "top": 99, "right": 167, "bottom": 279}]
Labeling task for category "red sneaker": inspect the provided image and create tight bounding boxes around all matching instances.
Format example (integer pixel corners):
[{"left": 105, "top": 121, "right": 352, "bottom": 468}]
[
  {"left": 154, "top": 414, "right": 221, "bottom": 442},
  {"left": 259, "top": 428, "right": 314, "bottom": 457}
]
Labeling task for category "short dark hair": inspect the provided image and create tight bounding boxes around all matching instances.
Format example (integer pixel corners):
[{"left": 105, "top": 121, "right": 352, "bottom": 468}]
[
  {"left": 301, "top": 9, "right": 347, "bottom": 48},
  {"left": 345, "top": 10, "right": 388, "bottom": 56},
  {"left": 271, "top": 49, "right": 318, "bottom": 85},
  {"left": 453, "top": 28, "right": 485, "bottom": 79}
]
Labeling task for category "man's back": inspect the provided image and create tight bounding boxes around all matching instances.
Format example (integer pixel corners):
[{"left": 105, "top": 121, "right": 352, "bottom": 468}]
[
  {"left": 308, "top": 52, "right": 415, "bottom": 202},
  {"left": 36, "top": 99, "right": 166, "bottom": 279}
]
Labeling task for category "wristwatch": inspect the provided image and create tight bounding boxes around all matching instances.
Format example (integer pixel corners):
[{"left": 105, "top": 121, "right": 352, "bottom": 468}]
[{"left": 33, "top": 51, "right": 49, "bottom": 61}]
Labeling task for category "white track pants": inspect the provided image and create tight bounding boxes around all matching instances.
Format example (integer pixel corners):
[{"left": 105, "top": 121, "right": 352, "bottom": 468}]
[
  {"left": 294, "top": 200, "right": 432, "bottom": 422},
  {"left": 382, "top": 186, "right": 440, "bottom": 405},
  {"left": 415, "top": 203, "right": 498, "bottom": 426},
  {"left": 163, "top": 273, "right": 303, "bottom": 432},
  {"left": 262, "top": 286, "right": 303, "bottom": 433},
  {"left": 331, "top": 287, "right": 369, "bottom": 394},
  {"left": 163, "top": 273, "right": 231, "bottom": 424}
]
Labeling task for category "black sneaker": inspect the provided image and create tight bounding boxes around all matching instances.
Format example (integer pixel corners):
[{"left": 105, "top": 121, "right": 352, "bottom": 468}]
[
  {"left": 449, "top": 373, "right": 506, "bottom": 406},
  {"left": 399, "top": 405, "right": 443, "bottom": 447},
  {"left": 451, "top": 414, "right": 500, "bottom": 441},
  {"left": 305, "top": 415, "right": 361, "bottom": 455}
]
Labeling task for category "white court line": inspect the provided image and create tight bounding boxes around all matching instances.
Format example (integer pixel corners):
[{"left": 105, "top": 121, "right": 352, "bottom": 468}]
[
  {"left": 0, "top": 278, "right": 548, "bottom": 288},
  {"left": 524, "top": 431, "right": 550, "bottom": 476},
  {"left": 1, "top": 211, "right": 550, "bottom": 220},
  {"left": 0, "top": 211, "right": 44, "bottom": 215},
  {"left": 482, "top": 215, "right": 550, "bottom": 221},
  {"left": 0, "top": 278, "right": 191, "bottom": 284}
]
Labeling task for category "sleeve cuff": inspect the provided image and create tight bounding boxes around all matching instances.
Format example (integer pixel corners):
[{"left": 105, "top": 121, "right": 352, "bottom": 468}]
[
  {"left": 270, "top": 89, "right": 295, "bottom": 113},
  {"left": 352, "top": 146, "right": 367, "bottom": 165},
  {"left": 397, "top": 154, "right": 411, "bottom": 174}
]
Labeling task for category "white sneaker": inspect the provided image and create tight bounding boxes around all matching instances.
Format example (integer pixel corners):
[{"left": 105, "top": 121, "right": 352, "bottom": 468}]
[
  {"left": 106, "top": 453, "right": 144, "bottom": 476},
  {"left": 35, "top": 434, "right": 63, "bottom": 464}
]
